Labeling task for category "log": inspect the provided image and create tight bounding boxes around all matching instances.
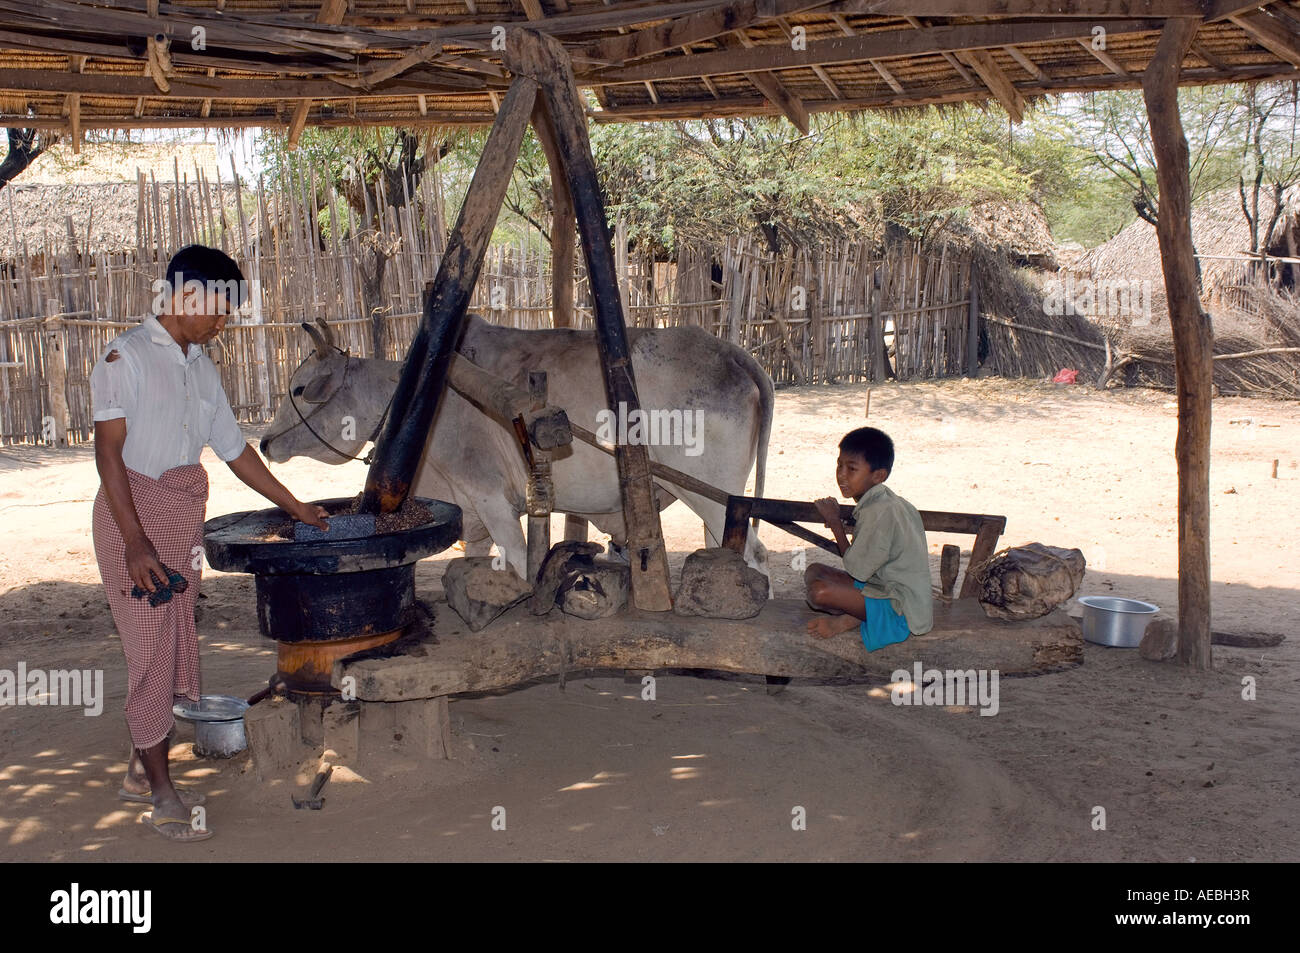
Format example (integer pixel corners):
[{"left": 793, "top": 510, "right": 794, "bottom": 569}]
[
  {"left": 334, "top": 598, "right": 1083, "bottom": 701},
  {"left": 501, "top": 29, "right": 673, "bottom": 611},
  {"left": 1142, "top": 17, "right": 1213, "bottom": 671}
]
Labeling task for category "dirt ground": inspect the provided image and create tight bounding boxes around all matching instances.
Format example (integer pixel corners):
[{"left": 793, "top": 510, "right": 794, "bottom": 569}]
[{"left": 1, "top": 376, "right": 1296, "bottom": 862}]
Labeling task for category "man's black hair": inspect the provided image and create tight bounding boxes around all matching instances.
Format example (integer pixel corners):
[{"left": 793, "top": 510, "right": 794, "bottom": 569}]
[
  {"left": 165, "top": 244, "right": 246, "bottom": 311},
  {"left": 839, "top": 426, "right": 894, "bottom": 473}
]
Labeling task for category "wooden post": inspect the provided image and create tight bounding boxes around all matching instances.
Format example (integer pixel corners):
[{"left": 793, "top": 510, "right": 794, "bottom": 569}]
[
  {"left": 502, "top": 29, "right": 673, "bottom": 610},
  {"left": 43, "top": 304, "right": 69, "bottom": 448},
  {"left": 1142, "top": 17, "right": 1213, "bottom": 671},
  {"left": 966, "top": 262, "right": 980, "bottom": 377},
  {"left": 532, "top": 101, "right": 575, "bottom": 329}
]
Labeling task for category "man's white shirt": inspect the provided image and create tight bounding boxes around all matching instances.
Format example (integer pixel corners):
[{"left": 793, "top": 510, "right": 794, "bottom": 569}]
[{"left": 90, "top": 314, "right": 246, "bottom": 479}]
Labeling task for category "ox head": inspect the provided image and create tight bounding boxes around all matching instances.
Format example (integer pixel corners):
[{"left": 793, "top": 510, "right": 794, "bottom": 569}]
[{"left": 259, "top": 317, "right": 398, "bottom": 464}]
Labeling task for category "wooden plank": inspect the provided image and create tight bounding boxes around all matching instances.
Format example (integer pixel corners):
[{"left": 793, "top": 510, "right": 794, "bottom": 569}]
[{"left": 502, "top": 27, "right": 674, "bottom": 611}]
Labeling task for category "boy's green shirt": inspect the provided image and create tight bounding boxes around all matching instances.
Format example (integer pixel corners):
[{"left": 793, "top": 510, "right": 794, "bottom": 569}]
[{"left": 842, "top": 483, "right": 934, "bottom": 635}]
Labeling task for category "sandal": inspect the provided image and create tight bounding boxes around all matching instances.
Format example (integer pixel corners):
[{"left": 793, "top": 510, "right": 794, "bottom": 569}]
[
  {"left": 140, "top": 812, "right": 214, "bottom": 843},
  {"left": 119, "top": 786, "right": 206, "bottom": 807}
]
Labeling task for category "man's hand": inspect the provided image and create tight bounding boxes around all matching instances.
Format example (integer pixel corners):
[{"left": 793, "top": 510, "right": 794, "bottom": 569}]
[
  {"left": 124, "top": 535, "right": 168, "bottom": 593},
  {"left": 290, "top": 500, "right": 330, "bottom": 530},
  {"left": 814, "top": 496, "right": 842, "bottom": 527}
]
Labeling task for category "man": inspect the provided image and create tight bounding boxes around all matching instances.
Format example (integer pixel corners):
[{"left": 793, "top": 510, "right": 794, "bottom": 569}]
[{"left": 90, "top": 244, "right": 328, "bottom": 843}]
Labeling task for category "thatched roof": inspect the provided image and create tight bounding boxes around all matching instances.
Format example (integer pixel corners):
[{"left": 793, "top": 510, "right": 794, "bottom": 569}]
[
  {"left": 2, "top": 3, "right": 1300, "bottom": 136},
  {"left": 1066, "top": 186, "right": 1300, "bottom": 298},
  {"left": 956, "top": 200, "right": 1058, "bottom": 268}
]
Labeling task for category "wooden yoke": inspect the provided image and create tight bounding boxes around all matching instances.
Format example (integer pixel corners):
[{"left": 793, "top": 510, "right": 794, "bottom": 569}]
[{"left": 502, "top": 28, "right": 674, "bottom": 610}]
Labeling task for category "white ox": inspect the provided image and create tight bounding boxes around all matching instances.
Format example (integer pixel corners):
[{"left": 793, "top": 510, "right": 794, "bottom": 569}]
[{"left": 260, "top": 314, "right": 772, "bottom": 581}]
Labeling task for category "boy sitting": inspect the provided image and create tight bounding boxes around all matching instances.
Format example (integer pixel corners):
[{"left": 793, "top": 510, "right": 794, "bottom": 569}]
[{"left": 804, "top": 427, "right": 933, "bottom": 647}]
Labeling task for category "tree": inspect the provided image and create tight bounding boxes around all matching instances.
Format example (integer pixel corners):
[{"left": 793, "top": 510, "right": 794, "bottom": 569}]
[
  {"left": 257, "top": 126, "right": 466, "bottom": 354},
  {"left": 0, "top": 127, "right": 55, "bottom": 191}
]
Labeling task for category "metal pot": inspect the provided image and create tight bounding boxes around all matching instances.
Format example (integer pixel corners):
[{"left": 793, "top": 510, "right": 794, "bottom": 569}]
[
  {"left": 1077, "top": 596, "right": 1160, "bottom": 648},
  {"left": 174, "top": 694, "right": 251, "bottom": 758}
]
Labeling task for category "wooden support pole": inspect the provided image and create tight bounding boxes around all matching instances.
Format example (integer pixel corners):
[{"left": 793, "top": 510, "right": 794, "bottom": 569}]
[
  {"left": 359, "top": 76, "right": 538, "bottom": 513},
  {"left": 502, "top": 28, "right": 673, "bottom": 610},
  {"left": 966, "top": 264, "right": 980, "bottom": 376},
  {"left": 531, "top": 99, "right": 576, "bottom": 327},
  {"left": 1142, "top": 16, "right": 1212, "bottom": 670}
]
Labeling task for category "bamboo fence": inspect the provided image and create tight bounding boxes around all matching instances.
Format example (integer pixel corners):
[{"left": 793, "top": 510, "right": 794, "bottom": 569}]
[{"left": 0, "top": 161, "right": 975, "bottom": 447}]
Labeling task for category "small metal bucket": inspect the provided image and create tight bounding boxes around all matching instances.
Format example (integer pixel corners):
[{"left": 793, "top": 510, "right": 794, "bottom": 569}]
[
  {"left": 1077, "top": 596, "right": 1160, "bottom": 648},
  {"left": 173, "top": 694, "right": 251, "bottom": 758}
]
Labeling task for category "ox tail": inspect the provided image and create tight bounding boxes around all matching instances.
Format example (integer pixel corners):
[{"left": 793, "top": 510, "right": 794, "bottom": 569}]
[{"left": 732, "top": 346, "right": 774, "bottom": 529}]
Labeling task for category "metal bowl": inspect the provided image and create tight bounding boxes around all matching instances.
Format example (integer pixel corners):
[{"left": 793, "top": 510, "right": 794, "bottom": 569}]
[
  {"left": 1077, "top": 596, "right": 1160, "bottom": 648},
  {"left": 174, "top": 694, "right": 251, "bottom": 758}
]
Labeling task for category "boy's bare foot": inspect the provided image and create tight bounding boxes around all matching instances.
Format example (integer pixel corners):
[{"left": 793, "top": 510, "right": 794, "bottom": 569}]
[{"left": 806, "top": 613, "right": 860, "bottom": 639}]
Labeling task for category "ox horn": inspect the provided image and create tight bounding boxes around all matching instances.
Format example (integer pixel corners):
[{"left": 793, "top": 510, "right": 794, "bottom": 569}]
[
  {"left": 315, "top": 316, "right": 336, "bottom": 349},
  {"left": 301, "top": 321, "right": 328, "bottom": 357}
]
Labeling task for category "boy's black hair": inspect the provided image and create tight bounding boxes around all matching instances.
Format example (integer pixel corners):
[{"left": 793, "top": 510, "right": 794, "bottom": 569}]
[
  {"left": 165, "top": 244, "right": 247, "bottom": 310},
  {"left": 839, "top": 426, "right": 894, "bottom": 473}
]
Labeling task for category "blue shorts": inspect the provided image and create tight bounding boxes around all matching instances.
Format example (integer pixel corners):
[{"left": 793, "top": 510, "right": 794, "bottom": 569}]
[{"left": 853, "top": 580, "right": 911, "bottom": 652}]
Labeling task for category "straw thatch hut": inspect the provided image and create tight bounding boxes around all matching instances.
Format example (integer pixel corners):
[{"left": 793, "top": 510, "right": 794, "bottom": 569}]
[{"left": 1066, "top": 186, "right": 1300, "bottom": 310}]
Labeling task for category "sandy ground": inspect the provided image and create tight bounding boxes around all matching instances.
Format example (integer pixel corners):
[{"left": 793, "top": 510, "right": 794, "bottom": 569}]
[{"left": 0, "top": 376, "right": 1296, "bottom": 862}]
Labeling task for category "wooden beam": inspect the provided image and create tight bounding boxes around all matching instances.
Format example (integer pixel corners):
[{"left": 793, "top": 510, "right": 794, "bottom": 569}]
[
  {"left": 958, "top": 48, "right": 1026, "bottom": 122},
  {"left": 1077, "top": 35, "right": 1132, "bottom": 75},
  {"left": 1229, "top": 9, "right": 1300, "bottom": 69},
  {"left": 1141, "top": 15, "right": 1212, "bottom": 671},
  {"left": 290, "top": 0, "right": 348, "bottom": 150},
  {"left": 588, "top": 0, "right": 829, "bottom": 64},
  {"left": 582, "top": 17, "right": 1166, "bottom": 84},
  {"left": 1003, "top": 44, "right": 1048, "bottom": 81},
  {"left": 531, "top": 98, "right": 576, "bottom": 328},
  {"left": 723, "top": 31, "right": 809, "bottom": 133},
  {"left": 518, "top": 0, "right": 546, "bottom": 19},
  {"left": 904, "top": 12, "right": 977, "bottom": 85},
  {"left": 360, "top": 74, "right": 539, "bottom": 514},
  {"left": 1190, "top": 37, "right": 1228, "bottom": 71},
  {"left": 0, "top": 69, "right": 484, "bottom": 99},
  {"left": 832, "top": 0, "right": 1204, "bottom": 16},
  {"left": 501, "top": 27, "right": 675, "bottom": 611},
  {"left": 587, "top": 57, "right": 1300, "bottom": 121},
  {"left": 871, "top": 59, "right": 905, "bottom": 93},
  {"left": 66, "top": 93, "right": 80, "bottom": 153}
]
